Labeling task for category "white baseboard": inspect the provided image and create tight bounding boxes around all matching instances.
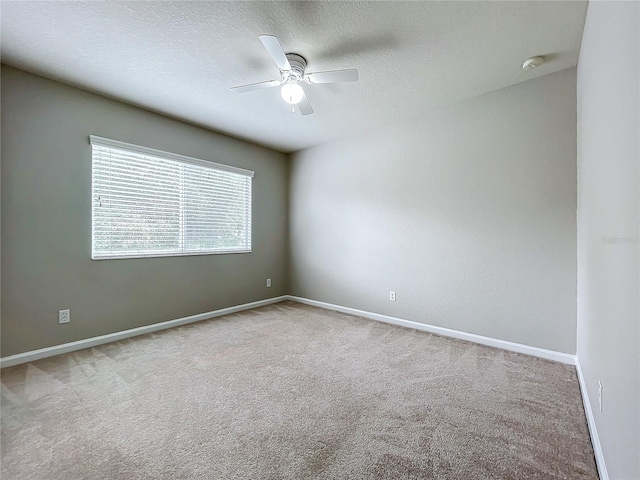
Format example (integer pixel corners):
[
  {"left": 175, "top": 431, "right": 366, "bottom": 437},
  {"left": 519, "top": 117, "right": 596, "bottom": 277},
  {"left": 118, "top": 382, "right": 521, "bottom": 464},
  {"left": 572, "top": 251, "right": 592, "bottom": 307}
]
[
  {"left": 0, "top": 296, "right": 289, "bottom": 368},
  {"left": 286, "top": 296, "right": 577, "bottom": 365},
  {"left": 575, "top": 358, "right": 608, "bottom": 480},
  {"left": 0, "top": 294, "right": 576, "bottom": 368}
]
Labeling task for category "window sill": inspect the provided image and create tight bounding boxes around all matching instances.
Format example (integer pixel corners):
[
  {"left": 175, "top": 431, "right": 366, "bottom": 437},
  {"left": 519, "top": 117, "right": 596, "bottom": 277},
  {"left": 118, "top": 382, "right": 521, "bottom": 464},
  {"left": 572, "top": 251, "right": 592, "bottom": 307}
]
[{"left": 91, "top": 249, "right": 252, "bottom": 260}]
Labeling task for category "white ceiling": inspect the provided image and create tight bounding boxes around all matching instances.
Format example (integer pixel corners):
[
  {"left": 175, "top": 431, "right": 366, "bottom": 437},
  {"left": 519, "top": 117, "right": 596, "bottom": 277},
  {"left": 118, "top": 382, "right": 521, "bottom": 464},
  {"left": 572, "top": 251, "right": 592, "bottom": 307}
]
[{"left": 1, "top": 1, "right": 587, "bottom": 153}]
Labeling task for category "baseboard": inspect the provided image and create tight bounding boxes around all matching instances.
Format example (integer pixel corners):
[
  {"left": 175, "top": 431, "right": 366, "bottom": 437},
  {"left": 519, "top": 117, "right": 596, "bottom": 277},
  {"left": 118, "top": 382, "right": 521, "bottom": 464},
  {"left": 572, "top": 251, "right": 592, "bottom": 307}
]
[
  {"left": 286, "top": 296, "right": 577, "bottom": 365},
  {"left": 0, "top": 296, "right": 289, "bottom": 368},
  {"left": 0, "top": 294, "right": 576, "bottom": 367},
  {"left": 575, "top": 358, "right": 609, "bottom": 480}
]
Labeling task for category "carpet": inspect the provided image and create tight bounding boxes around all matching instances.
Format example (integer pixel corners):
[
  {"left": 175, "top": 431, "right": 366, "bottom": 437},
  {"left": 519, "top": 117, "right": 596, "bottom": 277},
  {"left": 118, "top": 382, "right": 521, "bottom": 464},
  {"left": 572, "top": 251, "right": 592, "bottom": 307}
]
[{"left": 1, "top": 301, "right": 598, "bottom": 479}]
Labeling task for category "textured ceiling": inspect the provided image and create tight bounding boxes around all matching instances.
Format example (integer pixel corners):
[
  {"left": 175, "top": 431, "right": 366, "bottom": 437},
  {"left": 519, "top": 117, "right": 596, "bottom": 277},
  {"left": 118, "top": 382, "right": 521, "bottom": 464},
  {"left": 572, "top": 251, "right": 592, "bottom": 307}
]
[{"left": 1, "top": 1, "right": 587, "bottom": 153}]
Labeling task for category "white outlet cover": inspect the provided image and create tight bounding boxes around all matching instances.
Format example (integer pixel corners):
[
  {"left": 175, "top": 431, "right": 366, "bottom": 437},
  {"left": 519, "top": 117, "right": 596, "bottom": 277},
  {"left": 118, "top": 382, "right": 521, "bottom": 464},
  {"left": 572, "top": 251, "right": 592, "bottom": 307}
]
[
  {"left": 59, "top": 309, "right": 70, "bottom": 324},
  {"left": 266, "top": 279, "right": 272, "bottom": 287},
  {"left": 390, "top": 291, "right": 396, "bottom": 302}
]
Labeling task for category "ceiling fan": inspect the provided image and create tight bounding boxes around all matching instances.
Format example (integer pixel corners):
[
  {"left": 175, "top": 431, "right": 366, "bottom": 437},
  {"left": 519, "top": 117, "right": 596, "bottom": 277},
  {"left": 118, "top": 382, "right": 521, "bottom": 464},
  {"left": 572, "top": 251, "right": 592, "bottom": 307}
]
[{"left": 230, "top": 35, "right": 359, "bottom": 116}]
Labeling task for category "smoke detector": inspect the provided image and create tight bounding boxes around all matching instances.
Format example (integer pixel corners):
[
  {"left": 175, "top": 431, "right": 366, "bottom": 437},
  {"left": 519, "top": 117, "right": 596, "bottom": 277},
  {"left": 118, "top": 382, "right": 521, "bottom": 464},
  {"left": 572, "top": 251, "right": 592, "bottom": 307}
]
[{"left": 522, "top": 56, "right": 544, "bottom": 70}]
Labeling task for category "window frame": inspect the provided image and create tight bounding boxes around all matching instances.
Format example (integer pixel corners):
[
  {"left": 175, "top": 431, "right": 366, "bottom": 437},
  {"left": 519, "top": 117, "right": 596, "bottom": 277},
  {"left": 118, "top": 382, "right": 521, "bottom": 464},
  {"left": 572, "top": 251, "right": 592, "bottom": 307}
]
[{"left": 90, "top": 136, "right": 254, "bottom": 260}]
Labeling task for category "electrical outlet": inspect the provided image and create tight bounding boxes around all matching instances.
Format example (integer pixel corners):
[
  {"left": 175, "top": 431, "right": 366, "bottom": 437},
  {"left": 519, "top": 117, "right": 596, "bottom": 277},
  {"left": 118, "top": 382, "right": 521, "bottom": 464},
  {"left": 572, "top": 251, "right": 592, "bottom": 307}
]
[
  {"left": 266, "top": 278, "right": 272, "bottom": 288},
  {"left": 389, "top": 291, "right": 396, "bottom": 302},
  {"left": 598, "top": 381, "right": 603, "bottom": 412},
  {"left": 59, "top": 309, "right": 70, "bottom": 324}
]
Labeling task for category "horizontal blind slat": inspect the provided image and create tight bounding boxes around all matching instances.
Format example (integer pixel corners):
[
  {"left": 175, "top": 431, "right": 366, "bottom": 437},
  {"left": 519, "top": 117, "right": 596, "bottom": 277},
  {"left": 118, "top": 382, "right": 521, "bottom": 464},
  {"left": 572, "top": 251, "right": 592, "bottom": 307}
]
[{"left": 94, "top": 189, "right": 249, "bottom": 205}]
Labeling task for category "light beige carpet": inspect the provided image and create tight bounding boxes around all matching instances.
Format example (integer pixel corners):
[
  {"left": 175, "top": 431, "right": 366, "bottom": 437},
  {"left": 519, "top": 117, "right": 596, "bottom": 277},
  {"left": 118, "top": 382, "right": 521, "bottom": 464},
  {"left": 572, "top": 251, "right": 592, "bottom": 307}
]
[{"left": 1, "top": 301, "right": 597, "bottom": 479}]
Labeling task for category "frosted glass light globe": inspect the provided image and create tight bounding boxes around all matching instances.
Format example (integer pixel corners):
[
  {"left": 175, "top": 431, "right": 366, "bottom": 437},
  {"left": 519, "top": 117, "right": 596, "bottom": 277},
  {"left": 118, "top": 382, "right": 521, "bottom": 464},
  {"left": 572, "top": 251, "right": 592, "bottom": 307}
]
[{"left": 281, "top": 83, "right": 304, "bottom": 105}]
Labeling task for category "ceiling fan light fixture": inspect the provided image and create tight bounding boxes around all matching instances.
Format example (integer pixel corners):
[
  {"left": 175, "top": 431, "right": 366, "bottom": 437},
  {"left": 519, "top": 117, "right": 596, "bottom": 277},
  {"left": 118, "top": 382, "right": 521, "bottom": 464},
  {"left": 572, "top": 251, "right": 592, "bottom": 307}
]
[
  {"left": 281, "top": 82, "right": 304, "bottom": 105},
  {"left": 230, "top": 35, "right": 357, "bottom": 115}
]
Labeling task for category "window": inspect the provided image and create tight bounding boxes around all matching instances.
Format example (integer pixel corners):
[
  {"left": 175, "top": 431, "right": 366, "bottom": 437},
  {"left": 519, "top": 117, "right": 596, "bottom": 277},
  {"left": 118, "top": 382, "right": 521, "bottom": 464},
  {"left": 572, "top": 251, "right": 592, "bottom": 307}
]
[{"left": 90, "top": 136, "right": 253, "bottom": 259}]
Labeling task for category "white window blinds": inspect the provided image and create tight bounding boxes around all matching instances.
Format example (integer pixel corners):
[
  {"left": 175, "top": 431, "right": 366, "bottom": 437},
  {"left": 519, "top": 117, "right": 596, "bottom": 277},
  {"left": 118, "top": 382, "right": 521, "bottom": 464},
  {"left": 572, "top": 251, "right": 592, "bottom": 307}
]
[{"left": 90, "top": 136, "right": 253, "bottom": 259}]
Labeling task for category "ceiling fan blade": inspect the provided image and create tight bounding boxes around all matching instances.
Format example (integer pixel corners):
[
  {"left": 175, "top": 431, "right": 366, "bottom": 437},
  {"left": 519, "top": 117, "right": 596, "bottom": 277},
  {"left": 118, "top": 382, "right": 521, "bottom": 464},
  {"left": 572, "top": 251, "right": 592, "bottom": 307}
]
[
  {"left": 305, "top": 68, "right": 359, "bottom": 84},
  {"left": 297, "top": 88, "right": 314, "bottom": 116},
  {"left": 230, "top": 79, "right": 282, "bottom": 94},
  {"left": 259, "top": 35, "right": 291, "bottom": 71}
]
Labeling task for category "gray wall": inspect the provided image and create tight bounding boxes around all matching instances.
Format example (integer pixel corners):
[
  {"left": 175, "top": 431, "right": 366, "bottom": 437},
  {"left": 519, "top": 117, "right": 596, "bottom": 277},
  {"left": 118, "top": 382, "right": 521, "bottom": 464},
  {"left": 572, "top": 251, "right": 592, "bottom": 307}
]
[
  {"left": 289, "top": 68, "right": 578, "bottom": 354},
  {"left": 1, "top": 66, "right": 288, "bottom": 357},
  {"left": 576, "top": 2, "right": 640, "bottom": 478}
]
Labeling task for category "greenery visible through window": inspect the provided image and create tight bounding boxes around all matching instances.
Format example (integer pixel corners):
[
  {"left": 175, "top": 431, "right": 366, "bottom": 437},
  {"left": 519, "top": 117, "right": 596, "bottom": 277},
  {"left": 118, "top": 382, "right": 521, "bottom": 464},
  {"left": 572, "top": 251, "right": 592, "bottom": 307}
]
[{"left": 91, "top": 137, "right": 253, "bottom": 259}]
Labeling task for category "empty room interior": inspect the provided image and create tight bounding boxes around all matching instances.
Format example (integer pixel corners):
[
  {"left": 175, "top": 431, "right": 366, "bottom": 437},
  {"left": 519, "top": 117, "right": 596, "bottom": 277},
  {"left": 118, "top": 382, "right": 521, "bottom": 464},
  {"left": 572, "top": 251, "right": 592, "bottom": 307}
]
[{"left": 1, "top": 1, "right": 638, "bottom": 479}]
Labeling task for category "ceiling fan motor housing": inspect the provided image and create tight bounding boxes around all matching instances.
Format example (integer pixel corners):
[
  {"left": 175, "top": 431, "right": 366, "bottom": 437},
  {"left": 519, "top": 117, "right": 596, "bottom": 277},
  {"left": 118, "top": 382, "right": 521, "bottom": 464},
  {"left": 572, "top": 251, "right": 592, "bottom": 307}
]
[{"left": 285, "top": 53, "right": 307, "bottom": 80}]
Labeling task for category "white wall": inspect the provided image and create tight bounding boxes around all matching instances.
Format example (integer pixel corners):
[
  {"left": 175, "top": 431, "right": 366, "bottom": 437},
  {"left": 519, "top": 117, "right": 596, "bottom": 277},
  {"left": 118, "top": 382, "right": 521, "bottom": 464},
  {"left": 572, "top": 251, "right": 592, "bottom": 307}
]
[
  {"left": 289, "top": 68, "right": 578, "bottom": 354},
  {"left": 576, "top": 2, "right": 640, "bottom": 479}
]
